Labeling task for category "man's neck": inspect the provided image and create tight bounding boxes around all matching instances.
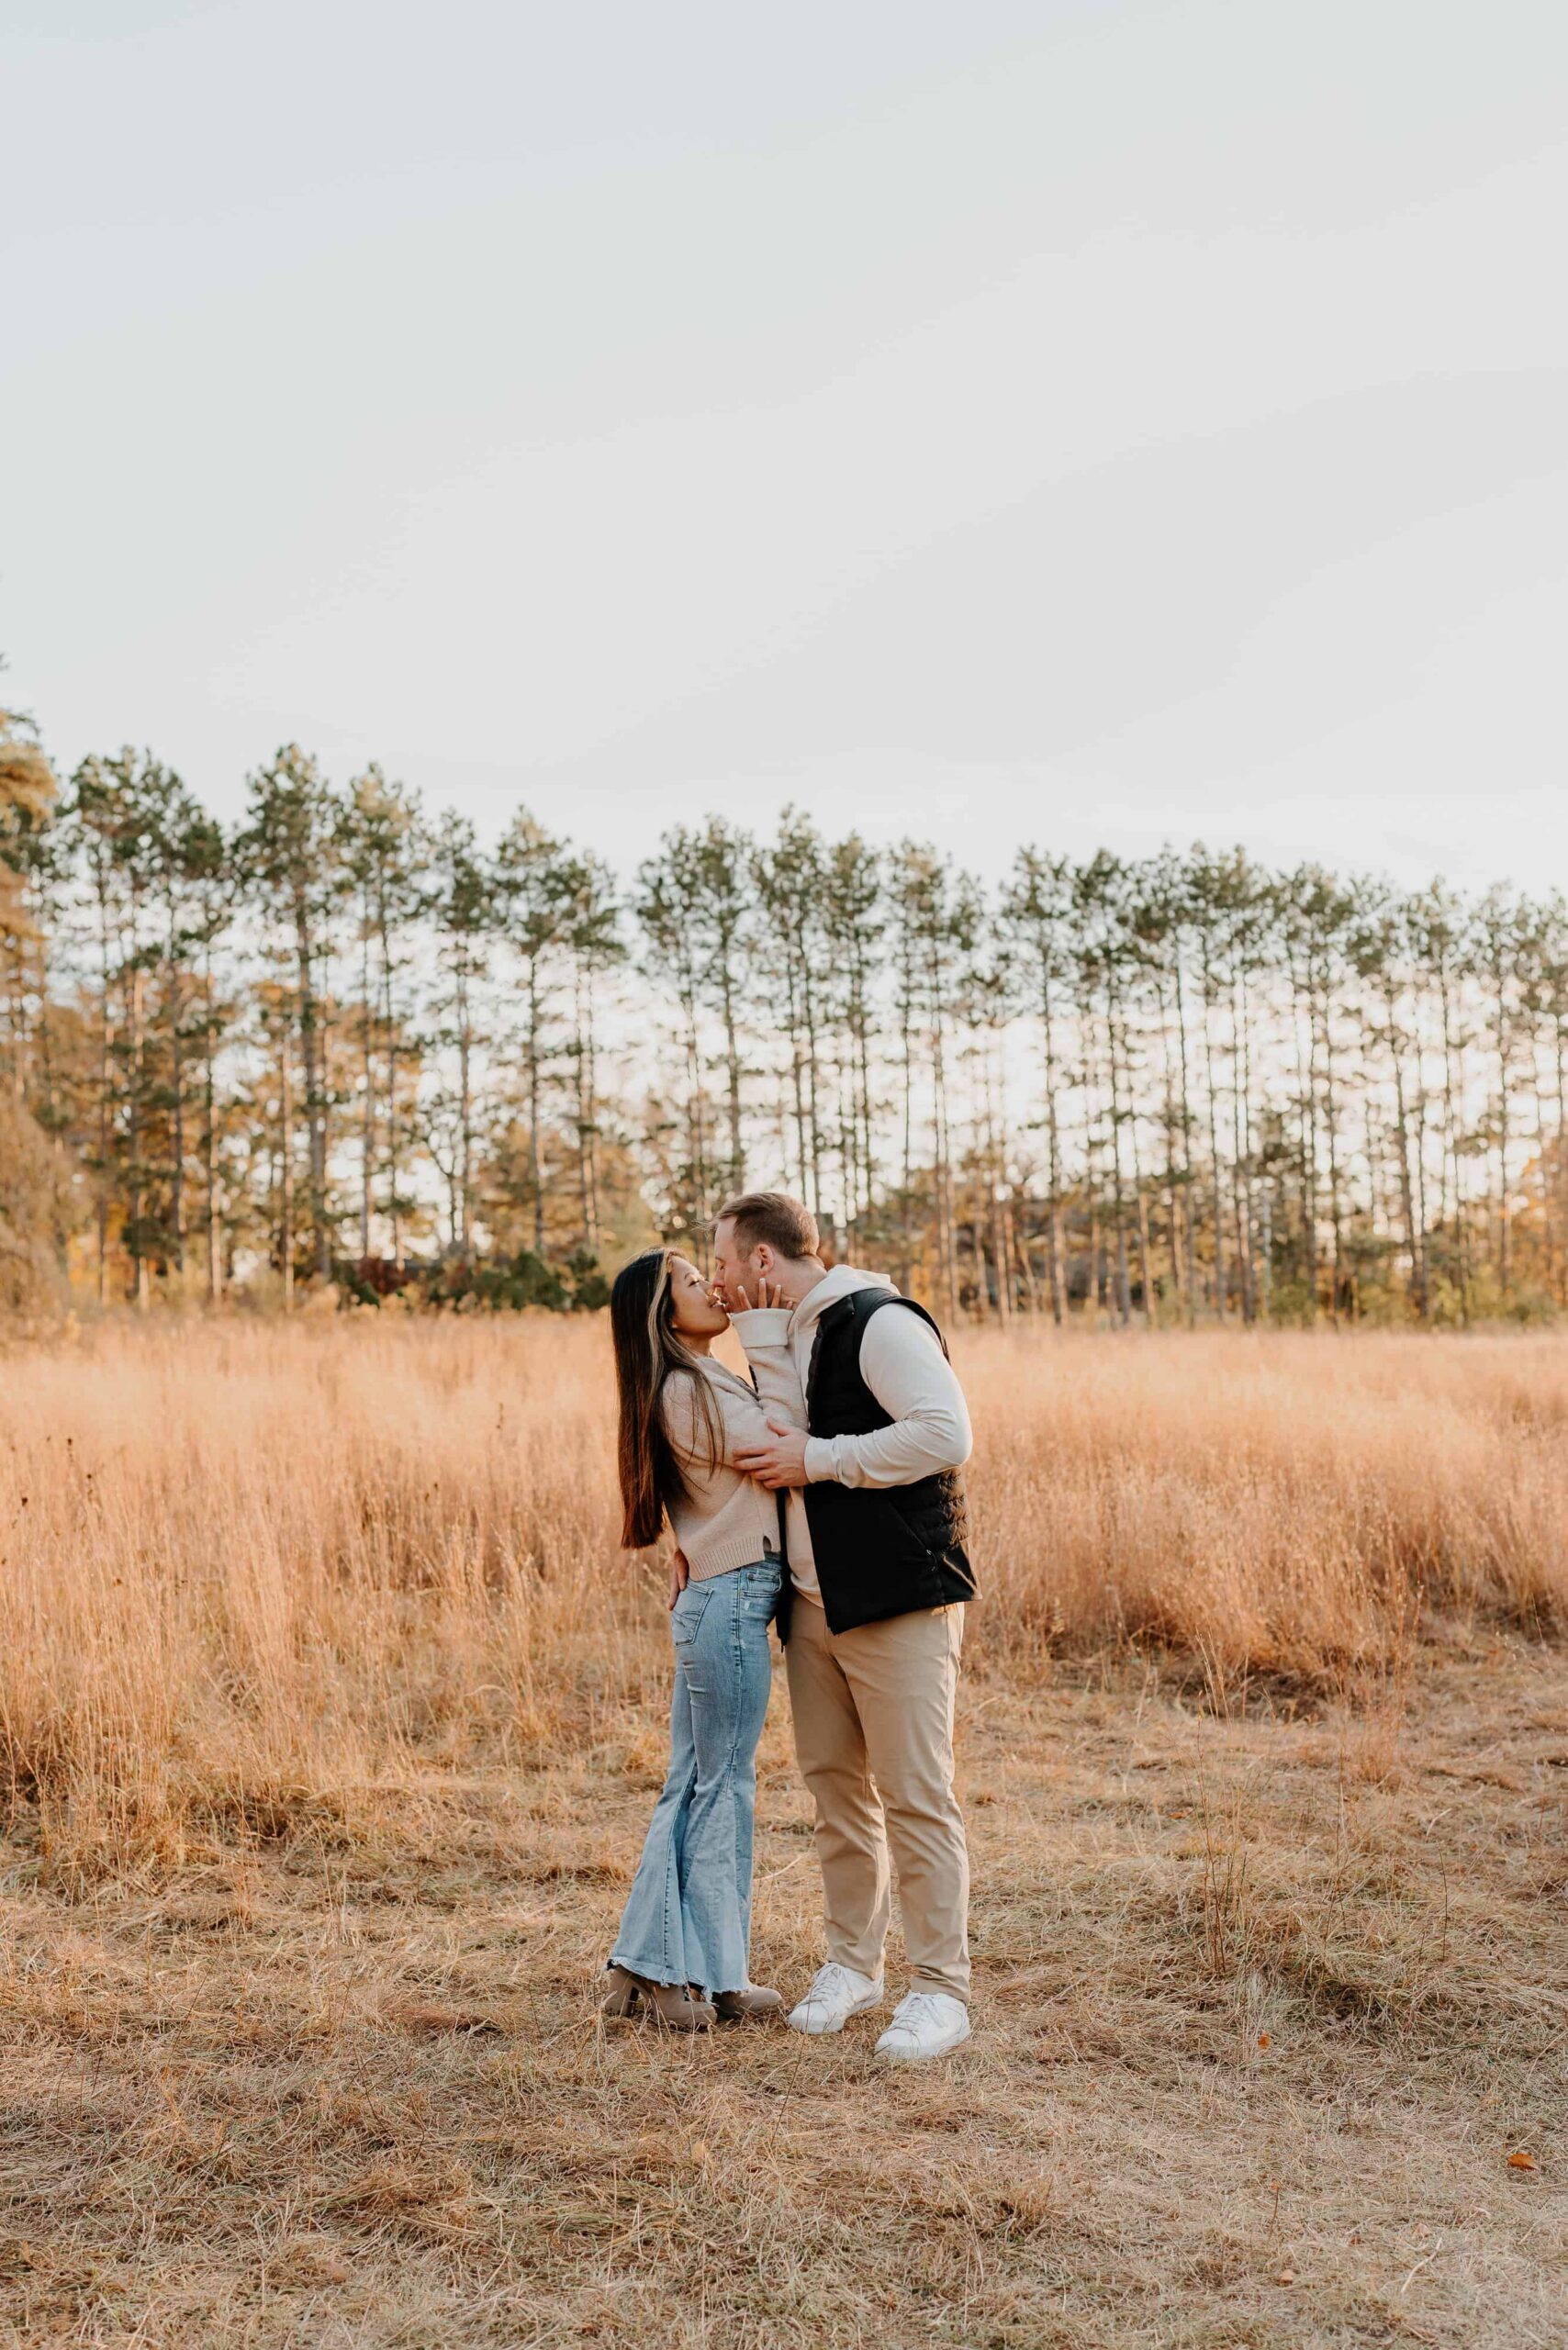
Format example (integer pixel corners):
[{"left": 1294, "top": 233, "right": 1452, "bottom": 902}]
[{"left": 780, "top": 1258, "right": 830, "bottom": 1311}]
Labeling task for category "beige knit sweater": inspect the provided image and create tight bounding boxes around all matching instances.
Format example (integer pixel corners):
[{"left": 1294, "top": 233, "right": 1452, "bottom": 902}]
[{"left": 659, "top": 1343, "right": 805, "bottom": 1582}]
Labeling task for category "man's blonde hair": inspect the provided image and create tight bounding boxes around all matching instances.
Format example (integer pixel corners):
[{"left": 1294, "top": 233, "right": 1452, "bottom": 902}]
[{"left": 714, "top": 1191, "right": 821, "bottom": 1260}]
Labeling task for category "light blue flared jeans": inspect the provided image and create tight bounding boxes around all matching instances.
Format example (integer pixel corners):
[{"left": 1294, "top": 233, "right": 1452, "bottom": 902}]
[{"left": 610, "top": 1556, "right": 782, "bottom": 1998}]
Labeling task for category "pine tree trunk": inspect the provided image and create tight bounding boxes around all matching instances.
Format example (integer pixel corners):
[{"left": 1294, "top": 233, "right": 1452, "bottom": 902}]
[
  {"left": 1230, "top": 969, "right": 1254, "bottom": 1326},
  {"left": 375, "top": 887, "right": 402, "bottom": 1270},
  {"left": 1200, "top": 953, "right": 1226, "bottom": 1320},
  {"left": 930, "top": 981, "right": 958, "bottom": 1321},
  {"left": 280, "top": 1023, "right": 295, "bottom": 1311},
  {"left": 1493, "top": 957, "right": 1511, "bottom": 1297},
  {"left": 1104, "top": 1001, "right": 1131, "bottom": 1326},
  {"left": 202, "top": 934, "right": 220, "bottom": 1306},
  {"left": 458, "top": 952, "right": 474, "bottom": 1263},
  {"left": 585, "top": 974, "right": 601, "bottom": 1255},
  {"left": 573, "top": 962, "right": 599, "bottom": 1254},
  {"left": 168, "top": 905, "right": 186, "bottom": 1275},
  {"left": 683, "top": 979, "right": 707, "bottom": 1230},
  {"left": 359, "top": 908, "right": 375, "bottom": 1261},
  {"left": 1040, "top": 971, "right": 1065, "bottom": 1326},
  {"left": 1157, "top": 975, "right": 1187, "bottom": 1321},
  {"left": 527, "top": 960, "right": 545, "bottom": 1257},
  {"left": 95, "top": 869, "right": 112, "bottom": 1306},
  {"left": 204, "top": 957, "right": 222, "bottom": 1305},
  {"left": 129, "top": 962, "right": 150, "bottom": 1310},
  {"left": 992, "top": 1185, "right": 1014, "bottom": 1324},
  {"left": 1317, "top": 975, "right": 1346, "bottom": 1325},
  {"left": 1298, "top": 953, "right": 1319, "bottom": 1318},
  {"left": 802, "top": 960, "right": 822, "bottom": 1213},
  {"left": 1171, "top": 957, "right": 1199, "bottom": 1325},
  {"left": 295, "top": 900, "right": 329, "bottom": 1279},
  {"left": 855, "top": 954, "right": 876, "bottom": 1223},
  {"left": 788, "top": 954, "right": 808, "bottom": 1198},
  {"left": 1437, "top": 962, "right": 1468, "bottom": 1325},
  {"left": 717, "top": 958, "right": 744, "bottom": 1192},
  {"left": 1119, "top": 993, "right": 1154, "bottom": 1326}
]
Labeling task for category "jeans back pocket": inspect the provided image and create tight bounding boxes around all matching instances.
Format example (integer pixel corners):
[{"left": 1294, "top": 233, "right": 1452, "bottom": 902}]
[{"left": 671, "top": 1581, "right": 713, "bottom": 1649}]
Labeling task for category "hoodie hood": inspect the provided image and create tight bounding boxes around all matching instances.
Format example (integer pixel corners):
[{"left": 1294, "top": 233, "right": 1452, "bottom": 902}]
[{"left": 790, "top": 1262, "right": 898, "bottom": 1338}]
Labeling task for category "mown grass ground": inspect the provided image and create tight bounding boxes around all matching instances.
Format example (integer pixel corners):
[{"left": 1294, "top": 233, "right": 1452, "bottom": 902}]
[{"left": 4, "top": 1625, "right": 1563, "bottom": 2348}]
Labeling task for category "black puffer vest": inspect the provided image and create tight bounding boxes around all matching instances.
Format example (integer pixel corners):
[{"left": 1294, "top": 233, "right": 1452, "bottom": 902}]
[{"left": 797, "top": 1289, "right": 975, "bottom": 1637}]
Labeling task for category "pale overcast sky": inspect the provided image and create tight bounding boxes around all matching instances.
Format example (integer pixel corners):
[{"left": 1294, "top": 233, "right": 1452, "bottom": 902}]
[{"left": 4, "top": 0, "right": 1566, "bottom": 890}]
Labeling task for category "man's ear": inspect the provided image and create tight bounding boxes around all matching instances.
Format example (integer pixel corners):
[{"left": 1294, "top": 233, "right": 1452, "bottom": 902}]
[{"left": 753, "top": 1242, "right": 776, "bottom": 1277}]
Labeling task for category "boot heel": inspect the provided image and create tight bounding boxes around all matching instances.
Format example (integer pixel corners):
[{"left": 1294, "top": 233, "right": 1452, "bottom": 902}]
[
  {"left": 600, "top": 1965, "right": 641, "bottom": 2020},
  {"left": 602, "top": 1966, "right": 713, "bottom": 2030}
]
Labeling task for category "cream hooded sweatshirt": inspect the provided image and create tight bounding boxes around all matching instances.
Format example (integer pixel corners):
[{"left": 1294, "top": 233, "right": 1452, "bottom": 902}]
[{"left": 730, "top": 1266, "right": 973, "bottom": 1606}]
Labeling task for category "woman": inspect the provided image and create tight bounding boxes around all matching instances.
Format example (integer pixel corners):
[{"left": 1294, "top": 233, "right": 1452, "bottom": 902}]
[{"left": 600, "top": 1249, "right": 799, "bottom": 2031}]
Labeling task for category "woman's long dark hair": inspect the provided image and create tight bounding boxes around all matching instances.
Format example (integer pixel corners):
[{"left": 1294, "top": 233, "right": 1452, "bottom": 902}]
[{"left": 610, "top": 1249, "right": 725, "bottom": 1550}]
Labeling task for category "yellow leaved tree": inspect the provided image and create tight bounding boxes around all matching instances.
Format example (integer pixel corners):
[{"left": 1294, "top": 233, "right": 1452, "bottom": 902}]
[{"left": 0, "top": 686, "right": 73, "bottom": 1314}]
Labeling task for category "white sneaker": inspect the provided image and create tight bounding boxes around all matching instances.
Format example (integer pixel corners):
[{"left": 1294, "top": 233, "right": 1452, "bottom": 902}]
[
  {"left": 874, "top": 1990, "right": 972, "bottom": 2062},
  {"left": 786, "top": 1962, "right": 885, "bottom": 2036}
]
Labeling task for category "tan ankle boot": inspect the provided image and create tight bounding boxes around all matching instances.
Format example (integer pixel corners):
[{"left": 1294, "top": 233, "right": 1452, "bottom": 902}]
[
  {"left": 600, "top": 1967, "right": 715, "bottom": 2030},
  {"left": 712, "top": 1985, "right": 784, "bottom": 2023}
]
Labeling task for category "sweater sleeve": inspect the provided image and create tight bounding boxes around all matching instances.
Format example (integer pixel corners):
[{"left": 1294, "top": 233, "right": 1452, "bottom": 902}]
[
  {"left": 660, "top": 1363, "right": 787, "bottom": 1471},
  {"left": 727, "top": 1308, "right": 808, "bottom": 1428},
  {"left": 804, "top": 1306, "right": 972, "bottom": 1489}
]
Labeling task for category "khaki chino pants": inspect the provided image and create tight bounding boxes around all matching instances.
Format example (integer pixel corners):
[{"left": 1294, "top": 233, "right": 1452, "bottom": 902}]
[{"left": 785, "top": 1596, "right": 970, "bottom": 2003}]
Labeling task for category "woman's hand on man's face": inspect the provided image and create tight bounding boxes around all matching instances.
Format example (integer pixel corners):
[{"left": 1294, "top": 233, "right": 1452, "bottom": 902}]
[{"left": 729, "top": 1272, "right": 788, "bottom": 1312}]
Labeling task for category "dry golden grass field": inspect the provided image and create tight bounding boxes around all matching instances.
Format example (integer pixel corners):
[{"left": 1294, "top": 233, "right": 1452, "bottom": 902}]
[{"left": 2, "top": 1318, "right": 1565, "bottom": 2348}]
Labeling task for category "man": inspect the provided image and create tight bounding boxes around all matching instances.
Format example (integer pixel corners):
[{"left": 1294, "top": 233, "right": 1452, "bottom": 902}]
[{"left": 713, "top": 1191, "right": 976, "bottom": 2063}]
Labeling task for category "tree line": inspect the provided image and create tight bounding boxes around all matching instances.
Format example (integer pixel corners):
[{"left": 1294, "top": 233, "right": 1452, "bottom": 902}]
[{"left": 2, "top": 716, "right": 1565, "bottom": 1325}]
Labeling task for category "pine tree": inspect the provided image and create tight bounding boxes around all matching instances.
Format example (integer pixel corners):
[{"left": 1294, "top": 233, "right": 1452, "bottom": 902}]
[
  {"left": 238, "top": 746, "right": 348, "bottom": 1284},
  {"left": 494, "top": 811, "right": 566, "bottom": 1257},
  {"left": 342, "top": 767, "right": 425, "bottom": 1265},
  {"left": 755, "top": 809, "right": 825, "bottom": 1211},
  {"left": 425, "top": 811, "right": 495, "bottom": 1262},
  {"left": 556, "top": 849, "right": 622, "bottom": 1257},
  {"left": 1002, "top": 851, "right": 1076, "bottom": 1322},
  {"left": 822, "top": 833, "right": 884, "bottom": 1233}
]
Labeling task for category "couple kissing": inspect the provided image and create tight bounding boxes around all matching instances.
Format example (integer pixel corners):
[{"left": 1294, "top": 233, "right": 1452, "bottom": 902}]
[{"left": 601, "top": 1190, "right": 976, "bottom": 2063}]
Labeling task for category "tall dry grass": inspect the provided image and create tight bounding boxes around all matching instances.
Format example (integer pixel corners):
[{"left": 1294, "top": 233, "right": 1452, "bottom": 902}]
[
  {"left": 969, "top": 1326, "right": 1568, "bottom": 1671},
  {"left": 3, "top": 1316, "right": 1564, "bottom": 1866}
]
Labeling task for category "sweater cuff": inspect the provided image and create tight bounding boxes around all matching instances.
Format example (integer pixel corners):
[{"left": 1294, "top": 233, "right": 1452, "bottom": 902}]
[
  {"left": 730, "top": 1308, "right": 793, "bottom": 1344},
  {"left": 803, "top": 1437, "right": 838, "bottom": 1483}
]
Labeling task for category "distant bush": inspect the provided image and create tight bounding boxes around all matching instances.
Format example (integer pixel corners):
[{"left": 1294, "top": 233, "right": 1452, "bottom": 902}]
[{"left": 338, "top": 1248, "right": 610, "bottom": 1314}]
